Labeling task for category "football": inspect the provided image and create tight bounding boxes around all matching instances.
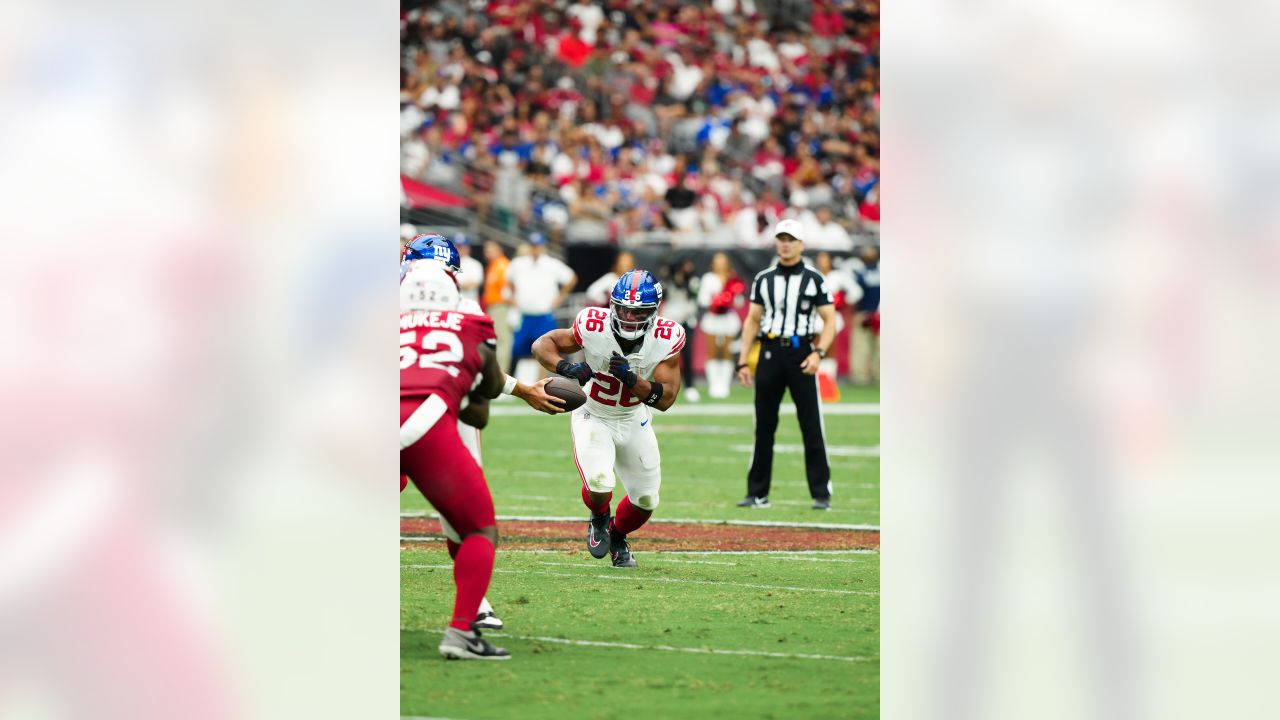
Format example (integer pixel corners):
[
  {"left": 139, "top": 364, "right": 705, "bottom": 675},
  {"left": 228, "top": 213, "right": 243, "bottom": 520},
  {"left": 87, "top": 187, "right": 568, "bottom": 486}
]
[{"left": 544, "top": 376, "right": 588, "bottom": 412}]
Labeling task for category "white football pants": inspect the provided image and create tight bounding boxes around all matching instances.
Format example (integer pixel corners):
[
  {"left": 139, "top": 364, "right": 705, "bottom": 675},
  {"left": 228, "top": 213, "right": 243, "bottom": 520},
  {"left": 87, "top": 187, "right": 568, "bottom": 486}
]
[{"left": 570, "top": 407, "right": 662, "bottom": 511}]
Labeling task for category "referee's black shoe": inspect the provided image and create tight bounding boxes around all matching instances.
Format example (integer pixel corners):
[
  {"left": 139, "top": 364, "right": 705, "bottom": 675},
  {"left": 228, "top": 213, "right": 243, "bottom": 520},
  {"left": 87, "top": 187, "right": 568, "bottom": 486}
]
[{"left": 736, "top": 496, "right": 771, "bottom": 508}]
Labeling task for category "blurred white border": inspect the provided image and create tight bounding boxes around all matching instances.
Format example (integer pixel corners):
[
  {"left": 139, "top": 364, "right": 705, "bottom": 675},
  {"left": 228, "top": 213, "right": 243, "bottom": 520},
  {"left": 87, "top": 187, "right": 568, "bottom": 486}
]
[
  {"left": 885, "top": 1, "right": 1280, "bottom": 718},
  {"left": 0, "top": 1, "right": 398, "bottom": 718}
]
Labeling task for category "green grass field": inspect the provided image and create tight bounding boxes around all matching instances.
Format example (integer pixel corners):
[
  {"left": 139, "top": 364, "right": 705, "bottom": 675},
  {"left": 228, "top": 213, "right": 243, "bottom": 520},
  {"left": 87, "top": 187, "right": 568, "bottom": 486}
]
[
  {"left": 401, "top": 384, "right": 879, "bottom": 719},
  {"left": 400, "top": 384, "right": 880, "bottom": 526}
]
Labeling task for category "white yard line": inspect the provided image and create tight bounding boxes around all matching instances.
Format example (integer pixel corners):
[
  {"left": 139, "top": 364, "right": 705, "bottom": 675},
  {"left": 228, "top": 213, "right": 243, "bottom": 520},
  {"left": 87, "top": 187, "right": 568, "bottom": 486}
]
[
  {"left": 610, "top": 549, "right": 881, "bottom": 556},
  {"left": 401, "top": 511, "right": 879, "bottom": 532},
  {"left": 417, "top": 629, "right": 873, "bottom": 663},
  {"left": 403, "top": 564, "right": 878, "bottom": 596},
  {"left": 538, "top": 558, "right": 739, "bottom": 567},
  {"left": 758, "top": 556, "right": 872, "bottom": 563},
  {"left": 652, "top": 425, "right": 747, "bottom": 435},
  {"left": 490, "top": 403, "right": 879, "bottom": 417},
  {"left": 401, "top": 545, "right": 880, "bottom": 559},
  {"left": 493, "top": 494, "right": 875, "bottom": 510},
  {"left": 728, "top": 444, "right": 880, "bottom": 457},
  {"left": 403, "top": 547, "right": 880, "bottom": 557}
]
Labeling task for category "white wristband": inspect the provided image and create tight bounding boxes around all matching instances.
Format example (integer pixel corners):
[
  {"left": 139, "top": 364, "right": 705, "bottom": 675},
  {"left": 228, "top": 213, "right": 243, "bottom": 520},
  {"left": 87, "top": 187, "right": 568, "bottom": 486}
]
[{"left": 501, "top": 374, "right": 518, "bottom": 396}]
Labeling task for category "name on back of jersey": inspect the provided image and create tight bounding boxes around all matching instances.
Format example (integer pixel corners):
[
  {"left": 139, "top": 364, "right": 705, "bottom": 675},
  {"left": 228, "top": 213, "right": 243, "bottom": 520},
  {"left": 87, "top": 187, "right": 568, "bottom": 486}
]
[{"left": 400, "top": 310, "right": 465, "bottom": 332}]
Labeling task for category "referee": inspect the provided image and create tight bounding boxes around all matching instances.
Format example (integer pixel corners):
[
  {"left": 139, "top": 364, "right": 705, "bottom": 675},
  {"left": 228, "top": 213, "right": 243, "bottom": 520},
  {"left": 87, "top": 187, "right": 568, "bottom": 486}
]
[{"left": 735, "top": 219, "right": 838, "bottom": 510}]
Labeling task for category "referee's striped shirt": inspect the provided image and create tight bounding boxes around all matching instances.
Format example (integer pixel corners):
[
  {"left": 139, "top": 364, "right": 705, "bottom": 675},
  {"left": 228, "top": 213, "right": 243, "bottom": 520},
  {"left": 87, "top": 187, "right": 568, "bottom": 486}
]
[{"left": 749, "top": 262, "right": 834, "bottom": 339}]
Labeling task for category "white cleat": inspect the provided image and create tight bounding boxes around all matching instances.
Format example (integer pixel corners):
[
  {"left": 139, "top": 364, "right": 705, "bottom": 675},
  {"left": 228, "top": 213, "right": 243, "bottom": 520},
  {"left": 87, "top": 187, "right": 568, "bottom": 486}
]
[
  {"left": 438, "top": 627, "right": 510, "bottom": 660},
  {"left": 474, "top": 610, "right": 504, "bottom": 630}
]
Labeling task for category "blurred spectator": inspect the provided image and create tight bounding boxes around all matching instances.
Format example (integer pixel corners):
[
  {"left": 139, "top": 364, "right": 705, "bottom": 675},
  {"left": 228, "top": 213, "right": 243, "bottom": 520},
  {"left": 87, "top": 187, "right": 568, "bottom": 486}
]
[
  {"left": 661, "top": 257, "right": 702, "bottom": 402},
  {"left": 664, "top": 168, "right": 700, "bottom": 234},
  {"left": 505, "top": 233, "right": 577, "bottom": 381},
  {"left": 400, "top": 0, "right": 879, "bottom": 245},
  {"left": 584, "top": 251, "right": 636, "bottom": 306},
  {"left": 850, "top": 245, "right": 880, "bottom": 385},
  {"left": 698, "top": 251, "right": 747, "bottom": 399},
  {"left": 453, "top": 233, "right": 484, "bottom": 302},
  {"left": 805, "top": 205, "right": 854, "bottom": 252},
  {"left": 482, "top": 240, "right": 514, "bottom": 373},
  {"left": 419, "top": 72, "right": 460, "bottom": 110},
  {"left": 814, "top": 250, "right": 855, "bottom": 331},
  {"left": 566, "top": 0, "right": 604, "bottom": 45}
]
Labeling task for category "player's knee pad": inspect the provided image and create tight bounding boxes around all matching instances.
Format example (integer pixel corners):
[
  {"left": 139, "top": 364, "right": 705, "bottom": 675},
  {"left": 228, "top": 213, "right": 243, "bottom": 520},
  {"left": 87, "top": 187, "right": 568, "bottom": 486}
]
[
  {"left": 584, "top": 472, "right": 616, "bottom": 495},
  {"left": 633, "top": 492, "right": 659, "bottom": 512}
]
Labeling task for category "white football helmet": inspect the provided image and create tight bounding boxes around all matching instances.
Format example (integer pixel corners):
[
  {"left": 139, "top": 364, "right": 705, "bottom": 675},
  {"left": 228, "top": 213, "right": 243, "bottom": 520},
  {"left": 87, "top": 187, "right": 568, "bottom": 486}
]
[{"left": 400, "top": 262, "right": 460, "bottom": 312}]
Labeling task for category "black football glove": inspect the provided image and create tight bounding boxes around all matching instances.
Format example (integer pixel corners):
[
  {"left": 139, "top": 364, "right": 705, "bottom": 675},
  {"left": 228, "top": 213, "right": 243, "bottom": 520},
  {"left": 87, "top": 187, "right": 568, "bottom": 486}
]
[
  {"left": 608, "top": 352, "right": 638, "bottom": 388},
  {"left": 556, "top": 359, "right": 594, "bottom": 386}
]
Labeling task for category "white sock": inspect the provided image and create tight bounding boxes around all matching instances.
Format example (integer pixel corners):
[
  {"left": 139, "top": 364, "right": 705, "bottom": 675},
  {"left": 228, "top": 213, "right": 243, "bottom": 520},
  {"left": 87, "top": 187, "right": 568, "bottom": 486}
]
[
  {"left": 704, "top": 361, "right": 719, "bottom": 397},
  {"left": 710, "top": 360, "right": 728, "bottom": 398},
  {"left": 478, "top": 597, "right": 494, "bottom": 615},
  {"left": 514, "top": 358, "right": 540, "bottom": 385}
]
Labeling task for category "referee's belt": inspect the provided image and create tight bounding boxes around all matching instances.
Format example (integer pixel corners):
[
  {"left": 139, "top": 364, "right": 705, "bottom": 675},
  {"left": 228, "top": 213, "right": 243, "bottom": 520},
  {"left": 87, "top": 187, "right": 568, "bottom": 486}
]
[{"left": 758, "top": 334, "right": 814, "bottom": 349}]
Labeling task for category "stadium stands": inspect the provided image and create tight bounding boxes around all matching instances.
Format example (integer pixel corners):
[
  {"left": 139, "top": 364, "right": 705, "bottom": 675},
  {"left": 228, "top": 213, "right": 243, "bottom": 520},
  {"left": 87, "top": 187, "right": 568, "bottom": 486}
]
[{"left": 400, "top": 0, "right": 879, "bottom": 251}]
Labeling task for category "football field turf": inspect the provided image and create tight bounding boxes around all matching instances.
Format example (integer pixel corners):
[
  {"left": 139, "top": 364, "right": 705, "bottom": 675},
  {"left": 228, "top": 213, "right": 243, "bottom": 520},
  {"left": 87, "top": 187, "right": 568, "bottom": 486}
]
[
  {"left": 400, "top": 385, "right": 880, "bottom": 527},
  {"left": 401, "top": 385, "right": 879, "bottom": 719}
]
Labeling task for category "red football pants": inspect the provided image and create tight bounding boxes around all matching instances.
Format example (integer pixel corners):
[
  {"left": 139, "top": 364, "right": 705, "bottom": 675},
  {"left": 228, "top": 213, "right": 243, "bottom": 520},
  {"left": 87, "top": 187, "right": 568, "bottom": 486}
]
[{"left": 400, "top": 395, "right": 496, "bottom": 536}]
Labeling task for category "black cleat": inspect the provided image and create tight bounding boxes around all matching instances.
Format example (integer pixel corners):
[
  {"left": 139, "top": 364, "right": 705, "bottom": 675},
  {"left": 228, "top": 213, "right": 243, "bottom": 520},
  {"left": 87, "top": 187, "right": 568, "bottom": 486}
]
[
  {"left": 736, "top": 496, "right": 771, "bottom": 508},
  {"left": 609, "top": 528, "right": 637, "bottom": 568},
  {"left": 439, "top": 626, "right": 511, "bottom": 660},
  {"left": 587, "top": 513, "right": 611, "bottom": 559},
  {"left": 812, "top": 498, "right": 831, "bottom": 511}
]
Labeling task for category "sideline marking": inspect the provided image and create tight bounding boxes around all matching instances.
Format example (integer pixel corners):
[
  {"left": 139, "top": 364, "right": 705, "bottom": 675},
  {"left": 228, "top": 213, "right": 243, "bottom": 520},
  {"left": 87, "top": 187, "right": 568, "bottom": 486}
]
[
  {"left": 400, "top": 512, "right": 879, "bottom": 532},
  {"left": 490, "top": 403, "right": 879, "bottom": 417},
  {"left": 404, "top": 565, "right": 878, "bottom": 596},
  {"left": 416, "top": 629, "right": 873, "bottom": 663}
]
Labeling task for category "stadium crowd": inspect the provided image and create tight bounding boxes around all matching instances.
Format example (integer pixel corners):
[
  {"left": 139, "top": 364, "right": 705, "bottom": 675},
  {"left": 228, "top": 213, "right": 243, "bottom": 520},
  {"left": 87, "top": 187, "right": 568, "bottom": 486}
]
[{"left": 400, "top": 0, "right": 879, "bottom": 250}]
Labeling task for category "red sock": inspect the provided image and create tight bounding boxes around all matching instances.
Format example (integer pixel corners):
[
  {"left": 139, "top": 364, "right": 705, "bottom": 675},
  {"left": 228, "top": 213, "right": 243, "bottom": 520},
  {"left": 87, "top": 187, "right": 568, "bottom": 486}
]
[
  {"left": 450, "top": 534, "right": 496, "bottom": 631},
  {"left": 611, "top": 496, "right": 652, "bottom": 535},
  {"left": 581, "top": 484, "right": 612, "bottom": 516},
  {"left": 400, "top": 475, "right": 408, "bottom": 493},
  {"left": 445, "top": 539, "right": 461, "bottom": 560}
]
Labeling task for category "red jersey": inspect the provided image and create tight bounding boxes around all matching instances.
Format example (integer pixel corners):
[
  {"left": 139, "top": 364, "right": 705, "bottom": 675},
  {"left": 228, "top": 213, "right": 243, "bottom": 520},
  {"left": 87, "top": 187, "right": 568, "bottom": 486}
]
[{"left": 399, "top": 310, "right": 496, "bottom": 414}]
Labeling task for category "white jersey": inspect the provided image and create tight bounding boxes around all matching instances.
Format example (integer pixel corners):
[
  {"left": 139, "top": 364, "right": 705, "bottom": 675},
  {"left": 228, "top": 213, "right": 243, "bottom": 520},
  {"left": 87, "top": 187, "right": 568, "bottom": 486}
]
[{"left": 570, "top": 306, "right": 685, "bottom": 418}]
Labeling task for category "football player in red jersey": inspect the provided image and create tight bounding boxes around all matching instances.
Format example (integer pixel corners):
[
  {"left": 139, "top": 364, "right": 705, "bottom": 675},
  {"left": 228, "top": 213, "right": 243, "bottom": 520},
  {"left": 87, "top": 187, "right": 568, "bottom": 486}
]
[
  {"left": 400, "top": 263, "right": 511, "bottom": 660},
  {"left": 400, "top": 234, "right": 566, "bottom": 630}
]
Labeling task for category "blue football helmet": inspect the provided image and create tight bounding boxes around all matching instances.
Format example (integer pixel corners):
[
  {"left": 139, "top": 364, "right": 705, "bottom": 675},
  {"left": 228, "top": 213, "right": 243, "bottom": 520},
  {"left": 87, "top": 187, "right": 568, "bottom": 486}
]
[
  {"left": 609, "top": 269, "right": 663, "bottom": 340},
  {"left": 400, "top": 233, "right": 461, "bottom": 282}
]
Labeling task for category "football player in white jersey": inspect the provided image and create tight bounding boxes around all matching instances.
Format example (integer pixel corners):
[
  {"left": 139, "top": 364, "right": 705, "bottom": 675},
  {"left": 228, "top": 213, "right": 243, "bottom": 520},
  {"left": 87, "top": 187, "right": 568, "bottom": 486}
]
[
  {"left": 401, "top": 234, "right": 566, "bottom": 626},
  {"left": 531, "top": 269, "right": 685, "bottom": 567}
]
